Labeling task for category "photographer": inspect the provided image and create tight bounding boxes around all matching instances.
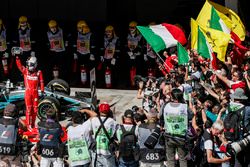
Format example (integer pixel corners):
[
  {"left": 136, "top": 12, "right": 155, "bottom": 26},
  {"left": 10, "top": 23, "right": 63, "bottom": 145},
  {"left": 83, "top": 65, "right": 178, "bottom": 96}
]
[
  {"left": 0, "top": 104, "right": 25, "bottom": 167},
  {"left": 160, "top": 88, "right": 191, "bottom": 167},
  {"left": 67, "top": 111, "right": 93, "bottom": 167},
  {"left": 244, "top": 70, "right": 250, "bottom": 91},
  {"left": 136, "top": 76, "right": 159, "bottom": 114},
  {"left": 116, "top": 109, "right": 139, "bottom": 167},
  {"left": 203, "top": 120, "right": 231, "bottom": 166},
  {"left": 225, "top": 88, "right": 250, "bottom": 167},
  {"left": 136, "top": 108, "right": 166, "bottom": 167},
  {"left": 37, "top": 108, "right": 65, "bottom": 167},
  {"left": 85, "top": 102, "right": 118, "bottom": 167}
]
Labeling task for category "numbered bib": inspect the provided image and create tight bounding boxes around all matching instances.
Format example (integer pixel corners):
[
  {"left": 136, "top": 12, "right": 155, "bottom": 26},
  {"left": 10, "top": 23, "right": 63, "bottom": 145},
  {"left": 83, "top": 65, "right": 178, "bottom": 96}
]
[
  {"left": 104, "top": 48, "right": 115, "bottom": 59},
  {"left": 68, "top": 138, "right": 90, "bottom": 162},
  {"left": 140, "top": 149, "right": 165, "bottom": 163},
  {"left": 20, "top": 39, "right": 31, "bottom": 51},
  {"left": 0, "top": 144, "right": 14, "bottom": 155},
  {"left": 128, "top": 41, "right": 138, "bottom": 51},
  {"left": 41, "top": 145, "right": 58, "bottom": 158},
  {"left": 77, "top": 40, "right": 90, "bottom": 54},
  {"left": 0, "top": 41, "right": 7, "bottom": 52}
]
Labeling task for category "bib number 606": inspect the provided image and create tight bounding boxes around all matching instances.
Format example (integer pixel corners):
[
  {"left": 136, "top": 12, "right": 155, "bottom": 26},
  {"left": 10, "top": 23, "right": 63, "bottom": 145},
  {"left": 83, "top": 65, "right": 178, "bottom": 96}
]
[
  {"left": 42, "top": 148, "right": 54, "bottom": 156},
  {"left": 146, "top": 153, "right": 159, "bottom": 161}
]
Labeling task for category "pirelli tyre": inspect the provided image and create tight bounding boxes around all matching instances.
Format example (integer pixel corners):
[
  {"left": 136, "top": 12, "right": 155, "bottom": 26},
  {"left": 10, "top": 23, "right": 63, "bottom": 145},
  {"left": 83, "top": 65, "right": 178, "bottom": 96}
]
[
  {"left": 47, "top": 79, "right": 70, "bottom": 95},
  {"left": 38, "top": 96, "right": 60, "bottom": 120}
]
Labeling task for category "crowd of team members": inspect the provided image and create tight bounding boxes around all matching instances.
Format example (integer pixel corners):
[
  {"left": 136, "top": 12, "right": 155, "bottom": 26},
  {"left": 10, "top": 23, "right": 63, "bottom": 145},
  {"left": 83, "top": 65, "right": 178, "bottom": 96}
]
[{"left": 0, "top": 17, "right": 163, "bottom": 87}]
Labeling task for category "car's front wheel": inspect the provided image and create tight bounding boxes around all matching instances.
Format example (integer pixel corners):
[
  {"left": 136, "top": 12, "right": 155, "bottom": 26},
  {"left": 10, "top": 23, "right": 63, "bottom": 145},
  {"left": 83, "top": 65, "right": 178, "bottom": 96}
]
[{"left": 38, "top": 96, "right": 60, "bottom": 120}]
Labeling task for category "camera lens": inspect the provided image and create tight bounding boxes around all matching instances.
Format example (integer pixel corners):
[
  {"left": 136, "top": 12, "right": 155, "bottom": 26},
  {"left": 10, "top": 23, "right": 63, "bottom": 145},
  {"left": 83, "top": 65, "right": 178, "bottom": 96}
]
[
  {"left": 144, "top": 127, "right": 161, "bottom": 149},
  {"left": 227, "top": 135, "right": 250, "bottom": 156}
]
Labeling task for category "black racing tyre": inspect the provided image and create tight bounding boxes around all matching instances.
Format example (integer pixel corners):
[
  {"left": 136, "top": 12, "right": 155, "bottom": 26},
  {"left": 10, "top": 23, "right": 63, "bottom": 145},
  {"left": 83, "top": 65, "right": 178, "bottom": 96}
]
[
  {"left": 38, "top": 96, "right": 60, "bottom": 120},
  {"left": 47, "top": 79, "right": 70, "bottom": 95}
]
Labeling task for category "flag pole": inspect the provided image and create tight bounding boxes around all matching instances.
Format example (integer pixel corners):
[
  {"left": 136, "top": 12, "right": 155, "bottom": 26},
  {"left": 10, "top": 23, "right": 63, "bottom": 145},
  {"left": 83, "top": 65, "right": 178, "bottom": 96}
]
[{"left": 155, "top": 52, "right": 171, "bottom": 71}]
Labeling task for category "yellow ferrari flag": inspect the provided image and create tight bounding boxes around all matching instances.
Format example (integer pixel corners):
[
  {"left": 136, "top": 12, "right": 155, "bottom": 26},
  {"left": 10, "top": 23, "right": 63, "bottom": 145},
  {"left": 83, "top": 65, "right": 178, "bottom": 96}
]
[
  {"left": 209, "top": 0, "right": 245, "bottom": 41},
  {"left": 191, "top": 18, "right": 198, "bottom": 50},
  {"left": 205, "top": 27, "right": 231, "bottom": 62},
  {"left": 197, "top": 0, "right": 245, "bottom": 41},
  {"left": 191, "top": 18, "right": 231, "bottom": 62}
]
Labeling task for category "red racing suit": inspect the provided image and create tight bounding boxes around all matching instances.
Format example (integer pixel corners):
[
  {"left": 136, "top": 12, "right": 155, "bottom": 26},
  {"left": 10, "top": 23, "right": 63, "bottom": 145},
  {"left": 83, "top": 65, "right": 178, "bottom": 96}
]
[{"left": 16, "top": 56, "right": 44, "bottom": 128}]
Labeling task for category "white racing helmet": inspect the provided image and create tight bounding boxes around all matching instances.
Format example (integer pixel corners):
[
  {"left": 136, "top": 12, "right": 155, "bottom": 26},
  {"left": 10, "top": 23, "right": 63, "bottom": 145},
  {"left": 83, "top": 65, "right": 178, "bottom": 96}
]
[{"left": 26, "top": 56, "right": 37, "bottom": 72}]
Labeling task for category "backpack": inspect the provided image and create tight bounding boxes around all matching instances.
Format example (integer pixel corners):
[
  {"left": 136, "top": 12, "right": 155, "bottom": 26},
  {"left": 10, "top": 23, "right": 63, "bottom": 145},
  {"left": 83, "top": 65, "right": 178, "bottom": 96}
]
[
  {"left": 223, "top": 110, "right": 242, "bottom": 141},
  {"left": 119, "top": 125, "right": 137, "bottom": 161}
]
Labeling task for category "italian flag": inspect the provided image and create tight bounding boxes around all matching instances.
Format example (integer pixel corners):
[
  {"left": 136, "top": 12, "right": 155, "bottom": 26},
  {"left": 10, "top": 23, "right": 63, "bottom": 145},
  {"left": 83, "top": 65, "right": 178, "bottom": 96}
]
[
  {"left": 137, "top": 23, "right": 187, "bottom": 53},
  {"left": 197, "top": 27, "right": 217, "bottom": 69},
  {"left": 177, "top": 42, "right": 189, "bottom": 65}
]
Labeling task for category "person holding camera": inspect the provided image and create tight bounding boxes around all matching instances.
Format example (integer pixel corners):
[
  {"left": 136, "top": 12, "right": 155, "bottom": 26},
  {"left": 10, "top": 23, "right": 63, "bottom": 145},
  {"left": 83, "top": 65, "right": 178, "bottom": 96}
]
[
  {"left": 0, "top": 103, "right": 24, "bottom": 167},
  {"left": 225, "top": 88, "right": 250, "bottom": 167},
  {"left": 86, "top": 102, "right": 118, "bottom": 167},
  {"left": 37, "top": 108, "right": 65, "bottom": 167},
  {"left": 136, "top": 107, "right": 166, "bottom": 167},
  {"left": 66, "top": 111, "right": 93, "bottom": 167},
  {"left": 203, "top": 120, "right": 231, "bottom": 167},
  {"left": 116, "top": 109, "right": 139, "bottom": 167},
  {"left": 160, "top": 88, "right": 190, "bottom": 167}
]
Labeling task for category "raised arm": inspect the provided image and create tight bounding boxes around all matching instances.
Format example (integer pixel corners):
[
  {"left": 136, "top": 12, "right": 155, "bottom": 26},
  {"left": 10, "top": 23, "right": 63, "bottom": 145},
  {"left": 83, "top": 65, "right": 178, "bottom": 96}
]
[
  {"left": 16, "top": 56, "right": 25, "bottom": 74},
  {"left": 214, "top": 71, "right": 231, "bottom": 88},
  {"left": 200, "top": 82, "right": 220, "bottom": 101}
]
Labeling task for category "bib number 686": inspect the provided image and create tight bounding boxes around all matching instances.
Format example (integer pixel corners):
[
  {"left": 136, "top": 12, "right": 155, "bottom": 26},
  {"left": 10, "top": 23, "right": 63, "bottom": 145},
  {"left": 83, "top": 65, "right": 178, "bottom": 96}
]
[
  {"left": 42, "top": 148, "right": 54, "bottom": 156},
  {"left": 146, "top": 153, "right": 159, "bottom": 161}
]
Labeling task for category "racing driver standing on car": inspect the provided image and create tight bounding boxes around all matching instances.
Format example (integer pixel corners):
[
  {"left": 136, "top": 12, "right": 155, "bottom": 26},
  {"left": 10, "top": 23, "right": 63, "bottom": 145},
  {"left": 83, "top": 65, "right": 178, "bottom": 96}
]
[{"left": 15, "top": 51, "right": 44, "bottom": 129}]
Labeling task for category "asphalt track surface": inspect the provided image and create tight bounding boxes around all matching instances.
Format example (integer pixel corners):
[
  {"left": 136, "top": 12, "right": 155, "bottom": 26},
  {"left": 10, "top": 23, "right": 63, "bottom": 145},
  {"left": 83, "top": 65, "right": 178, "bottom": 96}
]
[{"left": 65, "top": 88, "right": 142, "bottom": 123}]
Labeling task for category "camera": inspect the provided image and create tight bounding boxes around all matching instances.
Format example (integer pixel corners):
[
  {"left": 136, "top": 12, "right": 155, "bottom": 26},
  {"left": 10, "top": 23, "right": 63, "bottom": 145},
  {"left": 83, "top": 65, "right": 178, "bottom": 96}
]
[
  {"left": 20, "top": 137, "right": 32, "bottom": 163},
  {"left": 144, "top": 126, "right": 163, "bottom": 149},
  {"left": 226, "top": 133, "right": 250, "bottom": 157}
]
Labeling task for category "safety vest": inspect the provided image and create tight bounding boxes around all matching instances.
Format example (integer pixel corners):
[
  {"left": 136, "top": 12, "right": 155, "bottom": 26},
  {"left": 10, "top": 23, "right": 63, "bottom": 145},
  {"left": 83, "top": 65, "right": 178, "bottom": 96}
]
[
  {"left": 104, "top": 37, "right": 118, "bottom": 59},
  {"left": 0, "top": 118, "right": 18, "bottom": 155},
  {"left": 127, "top": 34, "right": 141, "bottom": 51},
  {"left": 38, "top": 121, "right": 63, "bottom": 158},
  {"left": 67, "top": 124, "right": 91, "bottom": 166},
  {"left": 77, "top": 32, "right": 91, "bottom": 55},
  {"left": 0, "top": 29, "right": 7, "bottom": 52},
  {"left": 137, "top": 123, "right": 165, "bottom": 163},
  {"left": 18, "top": 28, "right": 31, "bottom": 52},
  {"left": 47, "top": 28, "right": 65, "bottom": 52},
  {"left": 146, "top": 43, "right": 156, "bottom": 59},
  {"left": 163, "top": 102, "right": 188, "bottom": 137},
  {"left": 91, "top": 116, "right": 117, "bottom": 155}
]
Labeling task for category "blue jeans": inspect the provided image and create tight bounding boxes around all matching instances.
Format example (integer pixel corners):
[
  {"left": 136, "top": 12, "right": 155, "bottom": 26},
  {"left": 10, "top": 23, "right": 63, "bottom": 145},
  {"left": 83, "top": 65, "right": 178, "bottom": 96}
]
[
  {"left": 73, "top": 163, "right": 90, "bottom": 167},
  {"left": 119, "top": 157, "right": 139, "bottom": 167},
  {"left": 91, "top": 152, "right": 117, "bottom": 167}
]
